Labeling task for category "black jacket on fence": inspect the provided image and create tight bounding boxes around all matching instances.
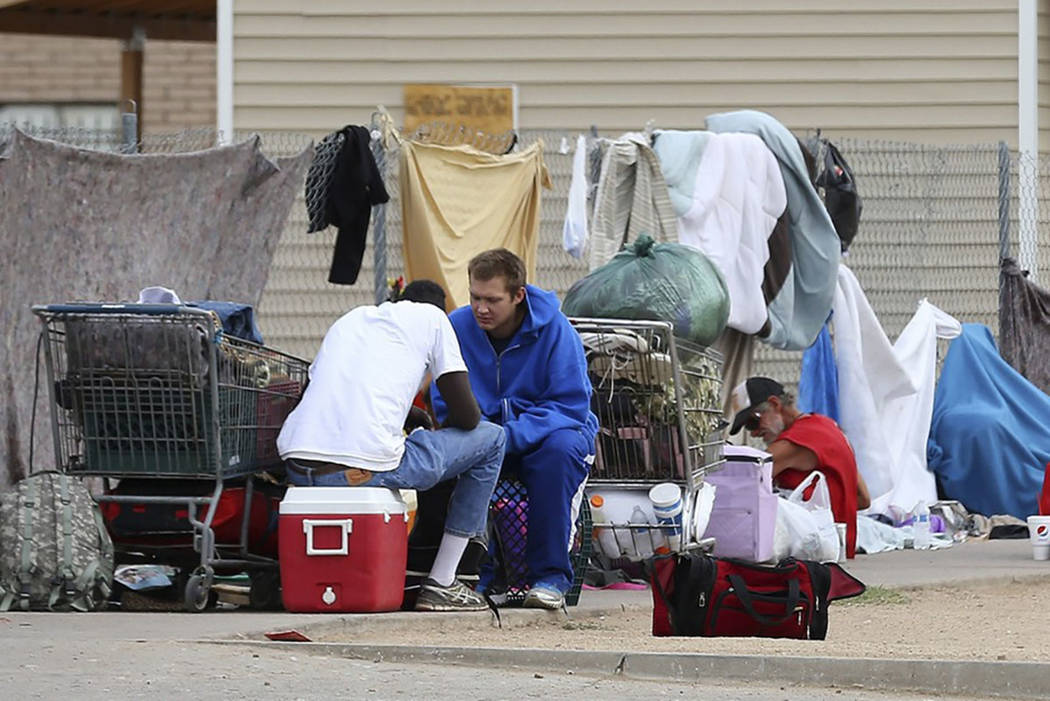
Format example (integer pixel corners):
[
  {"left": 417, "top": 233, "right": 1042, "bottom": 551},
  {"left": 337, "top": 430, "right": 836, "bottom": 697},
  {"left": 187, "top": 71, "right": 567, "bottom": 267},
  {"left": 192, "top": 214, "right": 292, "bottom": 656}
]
[{"left": 304, "top": 124, "right": 390, "bottom": 285}]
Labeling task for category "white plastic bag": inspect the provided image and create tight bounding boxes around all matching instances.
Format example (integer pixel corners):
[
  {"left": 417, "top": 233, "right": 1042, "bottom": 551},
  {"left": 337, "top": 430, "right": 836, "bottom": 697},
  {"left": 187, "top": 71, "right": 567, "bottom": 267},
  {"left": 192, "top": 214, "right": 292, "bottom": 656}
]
[{"left": 771, "top": 471, "right": 841, "bottom": 563}]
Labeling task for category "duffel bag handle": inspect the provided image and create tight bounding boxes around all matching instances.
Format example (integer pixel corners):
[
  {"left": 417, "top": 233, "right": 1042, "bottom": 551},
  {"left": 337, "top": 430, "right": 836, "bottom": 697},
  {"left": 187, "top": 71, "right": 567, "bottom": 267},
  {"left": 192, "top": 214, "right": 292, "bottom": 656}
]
[{"left": 726, "top": 574, "right": 801, "bottom": 627}]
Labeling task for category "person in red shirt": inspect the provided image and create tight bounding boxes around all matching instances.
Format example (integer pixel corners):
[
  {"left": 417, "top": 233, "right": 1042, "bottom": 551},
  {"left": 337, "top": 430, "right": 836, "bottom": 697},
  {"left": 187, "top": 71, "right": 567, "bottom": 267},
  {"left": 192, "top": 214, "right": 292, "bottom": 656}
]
[{"left": 728, "top": 377, "right": 871, "bottom": 558}]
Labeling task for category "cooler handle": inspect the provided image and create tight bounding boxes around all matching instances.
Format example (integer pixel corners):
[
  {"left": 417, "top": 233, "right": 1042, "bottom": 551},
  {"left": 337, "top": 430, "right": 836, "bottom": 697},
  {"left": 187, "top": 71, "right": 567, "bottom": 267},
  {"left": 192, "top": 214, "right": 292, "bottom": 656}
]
[{"left": 302, "top": 518, "right": 353, "bottom": 556}]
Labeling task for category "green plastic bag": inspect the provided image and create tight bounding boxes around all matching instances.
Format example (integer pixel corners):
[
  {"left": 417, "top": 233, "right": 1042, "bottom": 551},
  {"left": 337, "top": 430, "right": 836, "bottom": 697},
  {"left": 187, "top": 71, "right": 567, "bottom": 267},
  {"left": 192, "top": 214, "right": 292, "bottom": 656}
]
[{"left": 562, "top": 234, "right": 730, "bottom": 346}]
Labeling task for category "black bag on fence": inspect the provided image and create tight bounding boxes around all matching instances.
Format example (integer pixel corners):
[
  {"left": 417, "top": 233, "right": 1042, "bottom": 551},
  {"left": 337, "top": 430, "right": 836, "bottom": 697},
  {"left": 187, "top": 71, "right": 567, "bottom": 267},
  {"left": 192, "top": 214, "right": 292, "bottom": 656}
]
[
  {"left": 815, "top": 140, "right": 862, "bottom": 253},
  {"left": 649, "top": 551, "right": 865, "bottom": 639}
]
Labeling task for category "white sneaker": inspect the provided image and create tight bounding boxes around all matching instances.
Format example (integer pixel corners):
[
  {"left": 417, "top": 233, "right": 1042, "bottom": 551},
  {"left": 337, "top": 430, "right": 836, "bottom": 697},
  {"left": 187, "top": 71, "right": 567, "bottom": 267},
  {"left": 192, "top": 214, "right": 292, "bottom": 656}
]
[{"left": 522, "top": 585, "right": 564, "bottom": 610}]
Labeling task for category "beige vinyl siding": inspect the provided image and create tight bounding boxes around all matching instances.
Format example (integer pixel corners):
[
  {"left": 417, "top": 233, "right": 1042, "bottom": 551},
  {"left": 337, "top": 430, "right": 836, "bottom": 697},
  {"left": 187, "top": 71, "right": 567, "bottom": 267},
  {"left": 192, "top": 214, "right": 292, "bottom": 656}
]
[
  {"left": 234, "top": 1, "right": 1022, "bottom": 145},
  {"left": 1040, "top": 4, "right": 1050, "bottom": 151},
  {"left": 235, "top": 1, "right": 1041, "bottom": 358}
]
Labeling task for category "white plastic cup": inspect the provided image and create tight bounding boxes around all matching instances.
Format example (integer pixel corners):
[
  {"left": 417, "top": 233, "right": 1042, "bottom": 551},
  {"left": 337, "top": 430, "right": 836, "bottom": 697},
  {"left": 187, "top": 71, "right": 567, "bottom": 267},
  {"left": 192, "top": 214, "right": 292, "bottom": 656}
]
[
  {"left": 1027, "top": 515, "right": 1050, "bottom": 561},
  {"left": 649, "top": 483, "right": 683, "bottom": 552}
]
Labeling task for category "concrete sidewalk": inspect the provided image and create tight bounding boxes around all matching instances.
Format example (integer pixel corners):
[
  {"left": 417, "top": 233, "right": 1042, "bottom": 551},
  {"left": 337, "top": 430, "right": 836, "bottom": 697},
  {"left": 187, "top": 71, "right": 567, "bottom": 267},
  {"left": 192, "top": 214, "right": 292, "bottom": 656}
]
[
  {"left": 2, "top": 537, "right": 1047, "bottom": 699},
  {"left": 2, "top": 536, "right": 1041, "bottom": 643}
]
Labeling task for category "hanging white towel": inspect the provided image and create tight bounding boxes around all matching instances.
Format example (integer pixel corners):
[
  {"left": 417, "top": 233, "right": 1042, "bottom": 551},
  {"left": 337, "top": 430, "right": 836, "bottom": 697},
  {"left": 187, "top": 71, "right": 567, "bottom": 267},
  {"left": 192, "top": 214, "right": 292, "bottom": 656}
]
[
  {"left": 562, "top": 134, "right": 589, "bottom": 259},
  {"left": 654, "top": 131, "right": 786, "bottom": 335},
  {"left": 832, "top": 265, "right": 961, "bottom": 517},
  {"left": 870, "top": 300, "right": 961, "bottom": 516},
  {"left": 832, "top": 265, "right": 916, "bottom": 502}
]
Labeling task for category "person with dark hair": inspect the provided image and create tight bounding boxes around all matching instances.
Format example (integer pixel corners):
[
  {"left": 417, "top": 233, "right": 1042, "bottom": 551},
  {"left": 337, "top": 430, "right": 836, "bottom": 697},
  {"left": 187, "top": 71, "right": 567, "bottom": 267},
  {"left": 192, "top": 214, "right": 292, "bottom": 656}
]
[
  {"left": 399, "top": 279, "right": 448, "bottom": 310},
  {"left": 728, "top": 376, "right": 870, "bottom": 558},
  {"left": 277, "top": 279, "right": 505, "bottom": 611},
  {"left": 432, "top": 248, "right": 598, "bottom": 609}
]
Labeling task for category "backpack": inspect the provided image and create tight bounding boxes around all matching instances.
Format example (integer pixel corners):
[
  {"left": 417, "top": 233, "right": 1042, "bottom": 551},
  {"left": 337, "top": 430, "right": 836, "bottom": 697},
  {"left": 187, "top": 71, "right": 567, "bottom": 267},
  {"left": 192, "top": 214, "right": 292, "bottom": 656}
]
[
  {"left": 815, "top": 139, "right": 862, "bottom": 253},
  {"left": 0, "top": 472, "right": 114, "bottom": 611}
]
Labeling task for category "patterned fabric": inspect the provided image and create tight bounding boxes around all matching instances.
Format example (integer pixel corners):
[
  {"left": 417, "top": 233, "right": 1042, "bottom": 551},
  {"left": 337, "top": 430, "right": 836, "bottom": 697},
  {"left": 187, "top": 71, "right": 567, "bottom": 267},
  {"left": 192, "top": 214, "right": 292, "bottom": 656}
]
[
  {"left": 0, "top": 472, "right": 114, "bottom": 611},
  {"left": 0, "top": 131, "right": 311, "bottom": 483},
  {"left": 304, "top": 128, "right": 345, "bottom": 233},
  {"left": 999, "top": 256, "right": 1050, "bottom": 394},
  {"left": 588, "top": 133, "right": 679, "bottom": 271}
]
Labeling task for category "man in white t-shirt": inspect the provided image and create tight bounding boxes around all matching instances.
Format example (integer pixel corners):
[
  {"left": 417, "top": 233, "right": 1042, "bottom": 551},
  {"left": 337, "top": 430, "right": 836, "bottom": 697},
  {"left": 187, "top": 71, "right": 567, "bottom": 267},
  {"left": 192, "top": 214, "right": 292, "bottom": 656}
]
[{"left": 277, "top": 280, "right": 505, "bottom": 612}]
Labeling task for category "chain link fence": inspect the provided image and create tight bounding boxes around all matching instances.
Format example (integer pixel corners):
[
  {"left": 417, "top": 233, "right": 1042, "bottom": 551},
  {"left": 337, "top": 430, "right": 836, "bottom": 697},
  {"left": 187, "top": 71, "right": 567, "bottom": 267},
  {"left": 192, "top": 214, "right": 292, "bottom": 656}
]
[{"left": 3, "top": 121, "right": 1042, "bottom": 391}]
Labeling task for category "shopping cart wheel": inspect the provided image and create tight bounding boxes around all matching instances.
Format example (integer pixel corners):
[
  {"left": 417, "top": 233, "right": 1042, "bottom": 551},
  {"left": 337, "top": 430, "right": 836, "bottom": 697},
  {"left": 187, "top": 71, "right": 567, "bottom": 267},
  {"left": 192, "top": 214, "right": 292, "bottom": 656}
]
[
  {"left": 249, "top": 570, "right": 283, "bottom": 610},
  {"left": 184, "top": 573, "right": 216, "bottom": 613}
]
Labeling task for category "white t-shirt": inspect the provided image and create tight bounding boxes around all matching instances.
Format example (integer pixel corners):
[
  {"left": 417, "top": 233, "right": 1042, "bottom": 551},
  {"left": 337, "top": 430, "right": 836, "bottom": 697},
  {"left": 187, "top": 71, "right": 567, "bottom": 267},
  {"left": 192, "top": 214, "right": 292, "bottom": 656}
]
[{"left": 276, "top": 301, "right": 467, "bottom": 471}]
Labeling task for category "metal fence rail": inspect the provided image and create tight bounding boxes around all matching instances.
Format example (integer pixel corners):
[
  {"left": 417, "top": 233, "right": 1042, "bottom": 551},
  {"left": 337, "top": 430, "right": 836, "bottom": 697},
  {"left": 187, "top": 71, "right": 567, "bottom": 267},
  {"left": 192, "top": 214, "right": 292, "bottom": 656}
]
[{"left": 3, "top": 121, "right": 1041, "bottom": 394}]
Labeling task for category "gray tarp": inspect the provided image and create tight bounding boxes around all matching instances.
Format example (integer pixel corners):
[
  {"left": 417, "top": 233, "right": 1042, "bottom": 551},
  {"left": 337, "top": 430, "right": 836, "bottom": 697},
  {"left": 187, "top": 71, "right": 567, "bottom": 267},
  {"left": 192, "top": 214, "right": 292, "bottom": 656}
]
[
  {"left": 0, "top": 130, "right": 311, "bottom": 486},
  {"left": 999, "top": 256, "right": 1050, "bottom": 394}
]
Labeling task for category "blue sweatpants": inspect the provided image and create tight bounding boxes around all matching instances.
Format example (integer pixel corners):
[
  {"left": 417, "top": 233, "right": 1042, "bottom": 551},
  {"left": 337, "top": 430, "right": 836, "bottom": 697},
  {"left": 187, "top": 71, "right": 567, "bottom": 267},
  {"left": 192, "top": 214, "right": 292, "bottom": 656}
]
[{"left": 504, "top": 427, "right": 592, "bottom": 593}]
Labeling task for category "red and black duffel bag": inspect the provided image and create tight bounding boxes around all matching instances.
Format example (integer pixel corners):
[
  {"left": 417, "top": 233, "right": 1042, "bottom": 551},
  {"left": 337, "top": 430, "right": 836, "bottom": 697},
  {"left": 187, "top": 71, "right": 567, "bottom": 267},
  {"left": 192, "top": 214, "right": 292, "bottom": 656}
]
[
  {"left": 99, "top": 478, "right": 284, "bottom": 559},
  {"left": 649, "top": 551, "right": 865, "bottom": 639}
]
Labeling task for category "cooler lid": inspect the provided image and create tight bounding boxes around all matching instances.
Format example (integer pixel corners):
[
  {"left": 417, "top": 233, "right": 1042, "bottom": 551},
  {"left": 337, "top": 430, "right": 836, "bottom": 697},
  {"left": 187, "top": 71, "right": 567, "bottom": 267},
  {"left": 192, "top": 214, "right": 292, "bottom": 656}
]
[
  {"left": 279, "top": 486, "right": 407, "bottom": 515},
  {"left": 721, "top": 444, "right": 773, "bottom": 463}
]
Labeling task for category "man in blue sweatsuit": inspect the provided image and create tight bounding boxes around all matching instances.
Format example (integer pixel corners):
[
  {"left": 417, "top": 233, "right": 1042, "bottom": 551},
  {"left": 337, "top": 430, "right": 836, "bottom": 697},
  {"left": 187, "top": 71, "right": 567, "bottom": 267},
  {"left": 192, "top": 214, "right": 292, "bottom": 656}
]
[{"left": 432, "top": 248, "right": 598, "bottom": 609}]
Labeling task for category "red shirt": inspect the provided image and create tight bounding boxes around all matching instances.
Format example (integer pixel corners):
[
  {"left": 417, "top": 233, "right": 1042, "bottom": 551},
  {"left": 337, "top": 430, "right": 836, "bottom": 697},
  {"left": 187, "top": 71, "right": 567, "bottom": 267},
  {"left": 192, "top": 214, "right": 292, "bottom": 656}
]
[{"left": 772, "top": 414, "right": 860, "bottom": 559}]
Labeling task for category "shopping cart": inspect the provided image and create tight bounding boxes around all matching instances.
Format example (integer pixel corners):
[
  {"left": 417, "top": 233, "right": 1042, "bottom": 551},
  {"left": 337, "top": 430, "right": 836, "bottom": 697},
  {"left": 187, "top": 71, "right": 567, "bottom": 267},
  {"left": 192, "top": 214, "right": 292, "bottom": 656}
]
[
  {"left": 32, "top": 303, "right": 309, "bottom": 611},
  {"left": 570, "top": 318, "right": 726, "bottom": 566}
]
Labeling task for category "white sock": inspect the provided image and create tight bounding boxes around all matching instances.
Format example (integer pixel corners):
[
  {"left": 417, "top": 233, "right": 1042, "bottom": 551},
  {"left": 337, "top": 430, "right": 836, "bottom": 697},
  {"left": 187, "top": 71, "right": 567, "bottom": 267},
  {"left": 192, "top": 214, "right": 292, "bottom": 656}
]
[{"left": 428, "top": 533, "right": 469, "bottom": 587}]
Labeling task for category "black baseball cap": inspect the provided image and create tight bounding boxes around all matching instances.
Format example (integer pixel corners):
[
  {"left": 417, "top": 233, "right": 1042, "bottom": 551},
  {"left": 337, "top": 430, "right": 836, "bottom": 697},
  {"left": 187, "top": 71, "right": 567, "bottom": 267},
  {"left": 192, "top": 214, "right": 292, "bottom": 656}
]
[{"left": 728, "top": 377, "right": 785, "bottom": 435}]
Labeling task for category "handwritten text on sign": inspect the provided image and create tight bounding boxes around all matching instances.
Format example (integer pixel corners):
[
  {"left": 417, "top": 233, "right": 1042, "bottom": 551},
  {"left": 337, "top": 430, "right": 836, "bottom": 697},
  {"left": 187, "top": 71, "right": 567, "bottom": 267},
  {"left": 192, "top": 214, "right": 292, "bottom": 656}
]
[{"left": 403, "top": 84, "right": 516, "bottom": 134}]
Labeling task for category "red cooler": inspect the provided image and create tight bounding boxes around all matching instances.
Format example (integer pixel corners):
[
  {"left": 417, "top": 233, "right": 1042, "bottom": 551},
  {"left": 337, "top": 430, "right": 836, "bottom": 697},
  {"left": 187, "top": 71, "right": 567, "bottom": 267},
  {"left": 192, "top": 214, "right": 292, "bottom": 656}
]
[{"left": 279, "top": 486, "right": 408, "bottom": 612}]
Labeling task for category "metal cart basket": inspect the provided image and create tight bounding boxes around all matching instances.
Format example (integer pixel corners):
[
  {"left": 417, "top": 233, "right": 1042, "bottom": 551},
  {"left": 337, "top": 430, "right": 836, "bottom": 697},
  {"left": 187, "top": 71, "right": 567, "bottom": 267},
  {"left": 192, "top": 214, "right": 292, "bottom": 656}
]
[
  {"left": 570, "top": 318, "right": 725, "bottom": 563},
  {"left": 33, "top": 303, "right": 309, "bottom": 611}
]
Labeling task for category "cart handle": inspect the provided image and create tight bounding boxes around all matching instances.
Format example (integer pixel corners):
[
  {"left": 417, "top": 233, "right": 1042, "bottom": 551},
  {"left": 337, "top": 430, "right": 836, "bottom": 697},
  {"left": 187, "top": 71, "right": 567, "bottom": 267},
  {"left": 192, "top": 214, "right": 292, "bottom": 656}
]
[{"left": 32, "top": 303, "right": 214, "bottom": 318}]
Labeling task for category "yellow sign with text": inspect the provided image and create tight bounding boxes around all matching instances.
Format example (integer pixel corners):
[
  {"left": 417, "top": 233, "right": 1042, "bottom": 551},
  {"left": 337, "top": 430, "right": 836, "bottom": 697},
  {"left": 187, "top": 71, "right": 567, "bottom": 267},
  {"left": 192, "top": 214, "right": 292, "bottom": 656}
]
[{"left": 403, "top": 84, "right": 516, "bottom": 135}]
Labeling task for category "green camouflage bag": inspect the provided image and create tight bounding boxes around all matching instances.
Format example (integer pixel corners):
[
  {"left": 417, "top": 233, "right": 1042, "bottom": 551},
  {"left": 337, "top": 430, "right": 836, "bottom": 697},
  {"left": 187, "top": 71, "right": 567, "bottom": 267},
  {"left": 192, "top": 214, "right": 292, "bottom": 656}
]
[{"left": 0, "top": 472, "right": 114, "bottom": 611}]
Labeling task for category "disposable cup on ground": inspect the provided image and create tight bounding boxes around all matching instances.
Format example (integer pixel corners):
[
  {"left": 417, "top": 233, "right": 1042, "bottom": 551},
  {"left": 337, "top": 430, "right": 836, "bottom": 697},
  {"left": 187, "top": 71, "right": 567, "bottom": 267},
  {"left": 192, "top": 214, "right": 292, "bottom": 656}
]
[{"left": 1026, "top": 515, "right": 1050, "bottom": 561}]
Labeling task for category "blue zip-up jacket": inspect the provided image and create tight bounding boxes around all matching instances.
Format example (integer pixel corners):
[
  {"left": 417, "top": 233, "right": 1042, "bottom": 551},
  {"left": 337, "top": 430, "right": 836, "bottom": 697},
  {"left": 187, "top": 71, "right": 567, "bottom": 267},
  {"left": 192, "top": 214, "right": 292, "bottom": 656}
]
[{"left": 432, "top": 284, "right": 598, "bottom": 456}]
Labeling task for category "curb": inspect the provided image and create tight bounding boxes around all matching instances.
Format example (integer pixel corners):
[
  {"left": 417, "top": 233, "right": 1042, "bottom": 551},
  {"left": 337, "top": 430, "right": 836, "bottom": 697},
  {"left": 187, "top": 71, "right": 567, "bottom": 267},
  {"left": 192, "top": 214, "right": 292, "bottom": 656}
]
[{"left": 205, "top": 639, "right": 1050, "bottom": 699}]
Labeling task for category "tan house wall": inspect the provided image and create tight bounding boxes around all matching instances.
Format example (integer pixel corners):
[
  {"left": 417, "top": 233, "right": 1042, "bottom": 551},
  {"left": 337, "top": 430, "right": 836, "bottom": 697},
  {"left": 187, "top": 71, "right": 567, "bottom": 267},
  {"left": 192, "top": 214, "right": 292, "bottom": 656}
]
[
  {"left": 0, "top": 33, "right": 215, "bottom": 133},
  {"left": 233, "top": 1, "right": 1050, "bottom": 357},
  {"left": 234, "top": 0, "right": 1026, "bottom": 146},
  {"left": 1040, "top": 2, "right": 1050, "bottom": 151}
]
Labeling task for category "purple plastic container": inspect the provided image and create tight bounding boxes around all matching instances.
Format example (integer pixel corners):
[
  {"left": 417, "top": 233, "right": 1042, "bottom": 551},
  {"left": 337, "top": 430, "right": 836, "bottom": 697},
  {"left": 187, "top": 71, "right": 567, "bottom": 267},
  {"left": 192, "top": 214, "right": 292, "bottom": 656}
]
[{"left": 702, "top": 445, "right": 779, "bottom": 562}]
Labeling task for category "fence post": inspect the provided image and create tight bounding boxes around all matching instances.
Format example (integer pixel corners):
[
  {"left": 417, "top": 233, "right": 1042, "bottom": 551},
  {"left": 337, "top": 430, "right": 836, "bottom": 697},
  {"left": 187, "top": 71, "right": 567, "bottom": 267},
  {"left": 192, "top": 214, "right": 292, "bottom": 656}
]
[
  {"left": 121, "top": 101, "right": 138, "bottom": 155},
  {"left": 998, "top": 141, "right": 1011, "bottom": 260},
  {"left": 370, "top": 129, "right": 388, "bottom": 305}
]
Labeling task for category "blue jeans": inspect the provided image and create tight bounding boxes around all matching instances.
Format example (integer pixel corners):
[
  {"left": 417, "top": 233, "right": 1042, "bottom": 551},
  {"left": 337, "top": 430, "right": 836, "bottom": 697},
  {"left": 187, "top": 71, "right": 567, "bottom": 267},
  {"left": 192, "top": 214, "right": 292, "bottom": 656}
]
[
  {"left": 285, "top": 421, "right": 505, "bottom": 538},
  {"left": 481, "top": 427, "right": 593, "bottom": 594}
]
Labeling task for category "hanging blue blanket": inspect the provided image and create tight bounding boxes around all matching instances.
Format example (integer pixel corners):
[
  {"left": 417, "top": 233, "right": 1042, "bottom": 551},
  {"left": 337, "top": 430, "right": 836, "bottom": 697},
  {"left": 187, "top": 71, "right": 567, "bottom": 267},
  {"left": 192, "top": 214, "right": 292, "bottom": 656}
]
[
  {"left": 798, "top": 320, "right": 840, "bottom": 422},
  {"left": 927, "top": 324, "right": 1050, "bottom": 518}
]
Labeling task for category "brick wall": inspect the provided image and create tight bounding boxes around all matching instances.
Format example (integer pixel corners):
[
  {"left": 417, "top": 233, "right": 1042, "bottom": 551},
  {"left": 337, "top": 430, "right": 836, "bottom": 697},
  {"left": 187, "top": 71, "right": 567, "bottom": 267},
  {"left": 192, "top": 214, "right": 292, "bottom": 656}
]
[{"left": 0, "top": 34, "right": 215, "bottom": 133}]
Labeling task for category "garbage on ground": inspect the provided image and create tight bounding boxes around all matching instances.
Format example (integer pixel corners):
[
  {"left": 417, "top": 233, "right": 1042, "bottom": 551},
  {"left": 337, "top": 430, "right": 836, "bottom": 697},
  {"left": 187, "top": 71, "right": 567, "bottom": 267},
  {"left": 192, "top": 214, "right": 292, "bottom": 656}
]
[{"left": 114, "top": 565, "right": 175, "bottom": 591}]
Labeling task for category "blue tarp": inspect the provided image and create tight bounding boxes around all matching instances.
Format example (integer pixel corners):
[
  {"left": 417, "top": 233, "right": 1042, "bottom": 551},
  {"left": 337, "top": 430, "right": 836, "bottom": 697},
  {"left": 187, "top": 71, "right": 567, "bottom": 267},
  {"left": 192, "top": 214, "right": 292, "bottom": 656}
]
[
  {"left": 927, "top": 324, "right": 1050, "bottom": 519},
  {"left": 798, "top": 320, "right": 840, "bottom": 422}
]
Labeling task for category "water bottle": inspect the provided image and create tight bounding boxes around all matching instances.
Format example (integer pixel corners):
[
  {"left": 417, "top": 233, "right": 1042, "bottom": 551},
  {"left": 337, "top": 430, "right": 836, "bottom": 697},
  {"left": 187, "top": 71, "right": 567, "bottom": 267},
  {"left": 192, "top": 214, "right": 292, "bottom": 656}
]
[
  {"left": 631, "top": 505, "right": 655, "bottom": 559},
  {"left": 588, "top": 494, "right": 621, "bottom": 559},
  {"left": 913, "top": 501, "right": 931, "bottom": 550}
]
